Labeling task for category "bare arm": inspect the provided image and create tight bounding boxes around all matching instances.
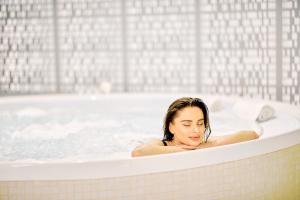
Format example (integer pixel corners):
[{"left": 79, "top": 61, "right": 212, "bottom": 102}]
[
  {"left": 131, "top": 139, "right": 187, "bottom": 157},
  {"left": 132, "top": 131, "right": 259, "bottom": 157},
  {"left": 206, "top": 130, "right": 259, "bottom": 148}
]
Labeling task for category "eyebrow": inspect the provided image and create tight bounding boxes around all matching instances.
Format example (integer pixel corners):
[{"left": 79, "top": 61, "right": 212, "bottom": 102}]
[{"left": 180, "top": 119, "right": 204, "bottom": 122}]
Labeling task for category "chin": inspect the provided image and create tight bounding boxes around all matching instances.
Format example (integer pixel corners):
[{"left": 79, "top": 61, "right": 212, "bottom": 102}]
[{"left": 189, "top": 140, "right": 202, "bottom": 147}]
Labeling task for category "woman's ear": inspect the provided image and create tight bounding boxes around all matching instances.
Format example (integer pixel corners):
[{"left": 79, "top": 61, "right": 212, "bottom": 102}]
[{"left": 169, "top": 122, "right": 175, "bottom": 134}]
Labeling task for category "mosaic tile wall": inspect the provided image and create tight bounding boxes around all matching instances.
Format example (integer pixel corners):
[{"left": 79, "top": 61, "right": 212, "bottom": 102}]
[
  {"left": 200, "top": 0, "right": 277, "bottom": 100},
  {"left": 0, "top": 0, "right": 56, "bottom": 94},
  {"left": 0, "top": 0, "right": 299, "bottom": 104},
  {"left": 282, "top": 0, "right": 300, "bottom": 104},
  {"left": 200, "top": 0, "right": 300, "bottom": 105},
  {"left": 126, "top": 0, "right": 196, "bottom": 92},
  {"left": 57, "top": 0, "right": 124, "bottom": 93}
]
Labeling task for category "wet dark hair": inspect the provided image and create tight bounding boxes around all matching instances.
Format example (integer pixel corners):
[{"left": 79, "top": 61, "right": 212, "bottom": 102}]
[{"left": 163, "top": 97, "right": 211, "bottom": 143}]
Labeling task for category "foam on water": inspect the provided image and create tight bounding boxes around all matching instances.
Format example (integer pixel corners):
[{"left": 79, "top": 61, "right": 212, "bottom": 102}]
[
  {"left": 15, "top": 107, "right": 48, "bottom": 118},
  {"left": 0, "top": 100, "right": 165, "bottom": 161}
]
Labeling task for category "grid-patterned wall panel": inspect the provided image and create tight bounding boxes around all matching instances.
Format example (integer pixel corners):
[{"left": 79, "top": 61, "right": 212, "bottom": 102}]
[
  {"left": 0, "top": 0, "right": 300, "bottom": 104},
  {"left": 56, "top": 0, "right": 123, "bottom": 93},
  {"left": 0, "top": 1, "right": 56, "bottom": 94},
  {"left": 200, "top": 0, "right": 277, "bottom": 100},
  {"left": 282, "top": 0, "right": 300, "bottom": 105},
  {"left": 126, "top": 0, "right": 197, "bottom": 92}
]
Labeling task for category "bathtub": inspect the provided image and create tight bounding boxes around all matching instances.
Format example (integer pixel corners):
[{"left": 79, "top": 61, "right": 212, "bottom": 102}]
[{"left": 0, "top": 93, "right": 299, "bottom": 200}]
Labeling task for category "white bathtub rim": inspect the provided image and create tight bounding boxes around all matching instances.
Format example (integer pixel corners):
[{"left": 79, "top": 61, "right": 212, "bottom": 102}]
[
  {"left": 0, "top": 128, "right": 299, "bottom": 181},
  {"left": 1, "top": 93, "right": 299, "bottom": 120},
  {"left": 0, "top": 93, "right": 240, "bottom": 105},
  {"left": 1, "top": 93, "right": 299, "bottom": 118}
]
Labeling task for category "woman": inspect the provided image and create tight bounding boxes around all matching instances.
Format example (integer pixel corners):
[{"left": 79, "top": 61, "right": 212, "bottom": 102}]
[{"left": 131, "top": 97, "right": 259, "bottom": 157}]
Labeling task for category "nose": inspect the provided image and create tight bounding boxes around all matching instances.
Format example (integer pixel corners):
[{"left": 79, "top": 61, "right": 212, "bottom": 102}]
[{"left": 193, "top": 126, "right": 200, "bottom": 133}]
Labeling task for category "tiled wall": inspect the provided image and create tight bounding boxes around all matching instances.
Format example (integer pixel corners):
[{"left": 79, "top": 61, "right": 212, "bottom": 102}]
[
  {"left": 0, "top": 1, "right": 56, "bottom": 94},
  {"left": 282, "top": 0, "right": 300, "bottom": 104},
  {"left": 200, "top": 1, "right": 277, "bottom": 100},
  {"left": 57, "top": 0, "right": 124, "bottom": 93},
  {"left": 126, "top": 0, "right": 196, "bottom": 92},
  {"left": 0, "top": 0, "right": 299, "bottom": 104},
  {"left": 0, "top": 143, "right": 299, "bottom": 200}
]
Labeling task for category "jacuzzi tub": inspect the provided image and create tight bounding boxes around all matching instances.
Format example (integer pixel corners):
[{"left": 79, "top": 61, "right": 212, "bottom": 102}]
[{"left": 0, "top": 93, "right": 299, "bottom": 200}]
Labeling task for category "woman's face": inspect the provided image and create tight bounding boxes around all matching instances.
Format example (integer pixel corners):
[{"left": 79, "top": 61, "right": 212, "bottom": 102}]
[{"left": 169, "top": 106, "right": 205, "bottom": 146}]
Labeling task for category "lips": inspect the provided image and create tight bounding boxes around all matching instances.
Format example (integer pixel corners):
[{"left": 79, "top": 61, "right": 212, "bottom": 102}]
[{"left": 189, "top": 136, "right": 200, "bottom": 141}]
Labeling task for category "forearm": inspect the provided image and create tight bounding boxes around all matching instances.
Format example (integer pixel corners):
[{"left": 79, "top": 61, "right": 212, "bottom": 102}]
[{"left": 215, "top": 131, "right": 259, "bottom": 146}]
